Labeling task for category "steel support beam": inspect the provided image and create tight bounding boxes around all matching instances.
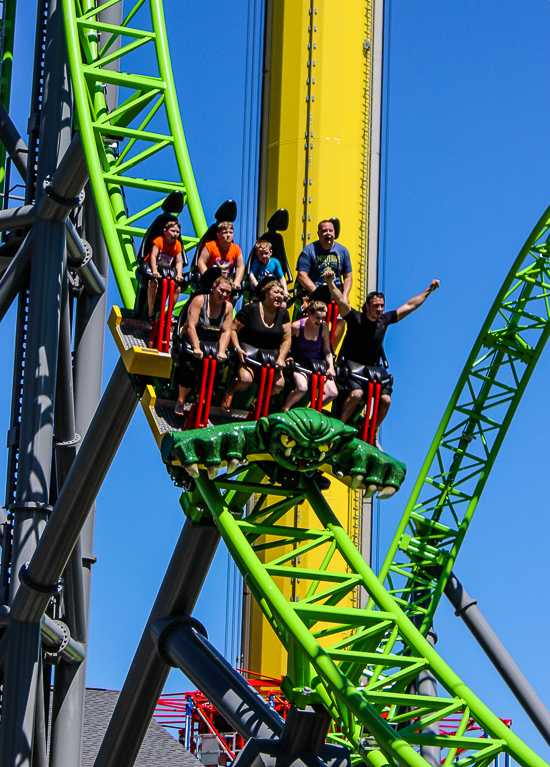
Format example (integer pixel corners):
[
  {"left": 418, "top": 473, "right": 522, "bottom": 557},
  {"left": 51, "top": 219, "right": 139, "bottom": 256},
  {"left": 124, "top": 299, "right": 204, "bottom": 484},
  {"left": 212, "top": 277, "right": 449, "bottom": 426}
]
[
  {"left": 48, "top": 190, "right": 110, "bottom": 767},
  {"left": 0, "top": 229, "right": 32, "bottom": 322},
  {"left": 10, "top": 357, "right": 138, "bottom": 623},
  {"left": 0, "top": 0, "right": 73, "bottom": 758},
  {"left": 94, "top": 517, "right": 220, "bottom": 767},
  {"left": 0, "top": 100, "right": 28, "bottom": 179},
  {"left": 445, "top": 571, "right": 550, "bottom": 747},
  {"left": 152, "top": 617, "right": 284, "bottom": 740}
]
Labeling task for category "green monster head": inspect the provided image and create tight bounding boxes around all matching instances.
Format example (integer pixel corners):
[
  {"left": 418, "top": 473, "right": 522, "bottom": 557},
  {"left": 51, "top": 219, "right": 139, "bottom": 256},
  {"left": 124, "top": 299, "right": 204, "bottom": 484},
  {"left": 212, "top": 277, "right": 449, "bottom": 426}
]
[{"left": 258, "top": 408, "right": 357, "bottom": 472}]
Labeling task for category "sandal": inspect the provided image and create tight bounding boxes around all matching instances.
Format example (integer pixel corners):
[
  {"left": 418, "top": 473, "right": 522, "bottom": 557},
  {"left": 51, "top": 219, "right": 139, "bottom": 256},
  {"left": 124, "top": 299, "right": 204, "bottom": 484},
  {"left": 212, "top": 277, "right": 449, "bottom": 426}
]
[{"left": 174, "top": 403, "right": 185, "bottom": 416}]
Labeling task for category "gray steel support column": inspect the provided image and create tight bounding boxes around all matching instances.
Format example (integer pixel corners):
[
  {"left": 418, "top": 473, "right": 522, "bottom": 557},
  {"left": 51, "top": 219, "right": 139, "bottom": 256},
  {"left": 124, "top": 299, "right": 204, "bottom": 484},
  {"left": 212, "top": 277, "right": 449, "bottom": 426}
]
[
  {"left": 32, "top": 657, "right": 48, "bottom": 767},
  {"left": 49, "top": 191, "right": 109, "bottom": 767},
  {"left": 0, "top": 620, "right": 42, "bottom": 765},
  {"left": 445, "top": 571, "right": 550, "bottom": 747},
  {"left": 0, "top": 357, "right": 136, "bottom": 764},
  {"left": 10, "top": 358, "right": 138, "bottom": 624},
  {"left": 417, "top": 628, "right": 440, "bottom": 767},
  {"left": 0, "top": 0, "right": 72, "bottom": 759},
  {"left": 152, "top": 617, "right": 284, "bottom": 739},
  {"left": 94, "top": 517, "right": 221, "bottom": 767}
]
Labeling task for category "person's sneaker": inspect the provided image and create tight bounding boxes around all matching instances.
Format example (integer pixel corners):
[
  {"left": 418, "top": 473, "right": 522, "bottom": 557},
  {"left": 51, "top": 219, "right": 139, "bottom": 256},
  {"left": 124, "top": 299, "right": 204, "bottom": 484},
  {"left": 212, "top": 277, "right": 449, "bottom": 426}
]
[
  {"left": 148, "top": 315, "right": 156, "bottom": 325},
  {"left": 374, "top": 437, "right": 383, "bottom": 452}
]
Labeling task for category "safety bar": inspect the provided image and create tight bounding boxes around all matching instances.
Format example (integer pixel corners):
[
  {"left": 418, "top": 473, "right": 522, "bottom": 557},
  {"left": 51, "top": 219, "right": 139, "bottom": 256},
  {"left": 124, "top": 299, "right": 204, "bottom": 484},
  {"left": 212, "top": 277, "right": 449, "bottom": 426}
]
[{"left": 149, "top": 276, "right": 177, "bottom": 352}]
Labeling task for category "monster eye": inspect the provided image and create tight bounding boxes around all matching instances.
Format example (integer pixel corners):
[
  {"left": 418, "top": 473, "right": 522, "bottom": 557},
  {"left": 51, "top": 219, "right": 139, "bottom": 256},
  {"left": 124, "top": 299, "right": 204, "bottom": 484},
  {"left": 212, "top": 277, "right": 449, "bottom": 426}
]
[
  {"left": 318, "top": 443, "right": 333, "bottom": 453},
  {"left": 280, "top": 434, "right": 296, "bottom": 448}
]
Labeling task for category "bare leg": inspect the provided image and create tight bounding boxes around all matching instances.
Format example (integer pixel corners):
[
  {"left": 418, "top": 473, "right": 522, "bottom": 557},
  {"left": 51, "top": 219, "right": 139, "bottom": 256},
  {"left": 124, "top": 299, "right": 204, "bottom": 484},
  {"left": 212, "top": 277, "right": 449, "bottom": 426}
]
[
  {"left": 221, "top": 365, "right": 253, "bottom": 411},
  {"left": 340, "top": 388, "right": 363, "bottom": 424},
  {"left": 375, "top": 394, "right": 391, "bottom": 428},
  {"left": 175, "top": 385, "right": 191, "bottom": 415},
  {"left": 281, "top": 372, "right": 308, "bottom": 411},
  {"left": 322, "top": 379, "right": 338, "bottom": 404},
  {"left": 147, "top": 278, "right": 158, "bottom": 316}
]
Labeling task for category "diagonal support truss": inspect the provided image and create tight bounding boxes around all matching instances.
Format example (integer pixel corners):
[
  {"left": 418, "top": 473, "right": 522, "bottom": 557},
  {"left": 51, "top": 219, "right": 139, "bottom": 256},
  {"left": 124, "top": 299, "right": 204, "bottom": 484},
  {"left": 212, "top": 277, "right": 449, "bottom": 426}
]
[{"left": 375, "top": 206, "right": 550, "bottom": 634}]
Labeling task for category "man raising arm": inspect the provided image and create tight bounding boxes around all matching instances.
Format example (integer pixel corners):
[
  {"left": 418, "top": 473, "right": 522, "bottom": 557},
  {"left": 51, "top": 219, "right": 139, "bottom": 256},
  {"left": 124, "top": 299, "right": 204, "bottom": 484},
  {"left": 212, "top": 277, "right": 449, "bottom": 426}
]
[{"left": 324, "top": 270, "right": 440, "bottom": 434}]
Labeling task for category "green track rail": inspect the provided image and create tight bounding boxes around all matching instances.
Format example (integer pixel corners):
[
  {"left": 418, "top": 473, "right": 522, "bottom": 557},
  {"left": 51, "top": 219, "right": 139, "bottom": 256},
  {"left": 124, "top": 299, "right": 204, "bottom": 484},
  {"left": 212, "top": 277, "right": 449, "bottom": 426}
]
[
  {"left": 187, "top": 466, "right": 546, "bottom": 767},
  {"left": 61, "top": 2, "right": 550, "bottom": 766},
  {"left": 62, "top": 0, "right": 206, "bottom": 307},
  {"left": 377, "top": 205, "right": 550, "bottom": 634}
]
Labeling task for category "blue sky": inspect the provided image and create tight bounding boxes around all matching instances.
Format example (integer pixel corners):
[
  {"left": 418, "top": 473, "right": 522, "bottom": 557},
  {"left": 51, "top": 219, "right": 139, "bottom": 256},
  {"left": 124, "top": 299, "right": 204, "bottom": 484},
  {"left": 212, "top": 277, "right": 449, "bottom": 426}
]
[{"left": 3, "top": 0, "right": 550, "bottom": 760}]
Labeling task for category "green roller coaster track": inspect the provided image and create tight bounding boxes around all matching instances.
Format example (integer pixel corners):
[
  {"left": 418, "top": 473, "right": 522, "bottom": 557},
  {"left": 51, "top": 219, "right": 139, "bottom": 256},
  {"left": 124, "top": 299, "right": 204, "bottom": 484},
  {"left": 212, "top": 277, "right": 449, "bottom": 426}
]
[
  {"left": 62, "top": 0, "right": 207, "bottom": 308},
  {"left": 378, "top": 205, "right": 550, "bottom": 634},
  {"left": 60, "top": 1, "right": 550, "bottom": 766}
]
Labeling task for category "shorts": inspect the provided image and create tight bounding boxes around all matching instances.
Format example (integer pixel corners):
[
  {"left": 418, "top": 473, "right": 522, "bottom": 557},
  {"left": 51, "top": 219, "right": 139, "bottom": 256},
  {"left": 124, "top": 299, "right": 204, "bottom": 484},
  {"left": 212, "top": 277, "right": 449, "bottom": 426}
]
[
  {"left": 292, "top": 356, "right": 327, "bottom": 376},
  {"left": 340, "top": 362, "right": 393, "bottom": 397}
]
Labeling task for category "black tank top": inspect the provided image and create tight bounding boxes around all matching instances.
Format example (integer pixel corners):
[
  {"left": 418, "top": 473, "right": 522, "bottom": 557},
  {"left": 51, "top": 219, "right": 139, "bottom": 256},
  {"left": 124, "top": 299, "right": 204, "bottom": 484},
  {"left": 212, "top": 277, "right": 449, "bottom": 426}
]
[{"left": 196, "top": 295, "right": 227, "bottom": 343}]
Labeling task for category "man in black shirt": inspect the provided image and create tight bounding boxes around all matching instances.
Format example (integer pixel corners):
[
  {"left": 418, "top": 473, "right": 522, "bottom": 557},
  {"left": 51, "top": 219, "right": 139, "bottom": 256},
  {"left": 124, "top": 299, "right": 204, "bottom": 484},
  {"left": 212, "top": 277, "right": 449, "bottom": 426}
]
[{"left": 324, "top": 270, "right": 440, "bottom": 428}]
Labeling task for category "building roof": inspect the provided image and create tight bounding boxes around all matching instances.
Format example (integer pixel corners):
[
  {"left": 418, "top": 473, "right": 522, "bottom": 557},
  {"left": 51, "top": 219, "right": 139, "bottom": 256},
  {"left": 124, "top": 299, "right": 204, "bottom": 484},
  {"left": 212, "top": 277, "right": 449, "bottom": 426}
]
[{"left": 82, "top": 688, "right": 202, "bottom": 767}]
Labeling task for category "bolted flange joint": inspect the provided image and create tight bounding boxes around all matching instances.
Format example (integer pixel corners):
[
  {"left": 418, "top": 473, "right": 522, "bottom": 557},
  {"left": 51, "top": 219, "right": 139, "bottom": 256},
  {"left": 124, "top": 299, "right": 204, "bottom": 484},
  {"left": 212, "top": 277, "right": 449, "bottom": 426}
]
[{"left": 152, "top": 616, "right": 208, "bottom": 668}]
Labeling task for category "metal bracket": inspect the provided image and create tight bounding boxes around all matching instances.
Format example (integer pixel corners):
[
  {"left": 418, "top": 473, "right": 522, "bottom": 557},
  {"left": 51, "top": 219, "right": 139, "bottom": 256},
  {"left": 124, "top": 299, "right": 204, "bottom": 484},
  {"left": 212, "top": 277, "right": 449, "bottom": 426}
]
[{"left": 18, "top": 563, "right": 62, "bottom": 599}]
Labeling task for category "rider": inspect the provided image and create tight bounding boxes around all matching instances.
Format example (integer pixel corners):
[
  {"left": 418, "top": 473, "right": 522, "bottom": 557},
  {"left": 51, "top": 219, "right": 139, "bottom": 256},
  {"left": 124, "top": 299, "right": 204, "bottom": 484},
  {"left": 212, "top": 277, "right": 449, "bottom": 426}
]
[
  {"left": 282, "top": 300, "right": 337, "bottom": 412},
  {"left": 296, "top": 220, "right": 352, "bottom": 346},
  {"left": 174, "top": 275, "right": 234, "bottom": 415},
  {"left": 221, "top": 280, "right": 291, "bottom": 412},
  {"left": 146, "top": 217, "right": 184, "bottom": 323},
  {"left": 197, "top": 221, "right": 245, "bottom": 295},
  {"left": 324, "top": 269, "right": 440, "bottom": 430},
  {"left": 249, "top": 239, "right": 289, "bottom": 299}
]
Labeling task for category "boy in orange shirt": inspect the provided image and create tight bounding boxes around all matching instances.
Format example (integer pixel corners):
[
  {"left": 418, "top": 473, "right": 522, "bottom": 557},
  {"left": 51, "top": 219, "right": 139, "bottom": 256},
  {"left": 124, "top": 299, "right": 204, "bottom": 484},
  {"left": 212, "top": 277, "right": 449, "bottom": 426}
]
[
  {"left": 146, "top": 217, "right": 184, "bottom": 323},
  {"left": 197, "top": 221, "right": 244, "bottom": 291}
]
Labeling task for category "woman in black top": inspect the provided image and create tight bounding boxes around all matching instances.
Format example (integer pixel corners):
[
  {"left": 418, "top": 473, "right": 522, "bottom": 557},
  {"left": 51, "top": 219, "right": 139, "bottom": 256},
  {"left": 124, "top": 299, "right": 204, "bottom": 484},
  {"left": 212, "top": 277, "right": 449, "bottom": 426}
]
[{"left": 221, "top": 280, "right": 291, "bottom": 411}]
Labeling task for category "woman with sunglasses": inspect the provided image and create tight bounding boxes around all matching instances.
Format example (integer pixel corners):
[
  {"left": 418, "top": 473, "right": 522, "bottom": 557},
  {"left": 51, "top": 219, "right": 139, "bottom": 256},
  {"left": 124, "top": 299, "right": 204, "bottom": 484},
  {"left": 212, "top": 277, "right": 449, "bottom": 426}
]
[
  {"left": 281, "top": 300, "right": 337, "bottom": 412},
  {"left": 174, "top": 275, "right": 234, "bottom": 415}
]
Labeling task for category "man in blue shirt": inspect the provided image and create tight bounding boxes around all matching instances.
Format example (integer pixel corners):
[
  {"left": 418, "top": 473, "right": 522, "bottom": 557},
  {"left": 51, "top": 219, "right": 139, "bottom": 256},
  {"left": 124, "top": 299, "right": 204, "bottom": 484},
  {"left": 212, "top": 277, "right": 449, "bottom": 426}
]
[{"left": 297, "top": 220, "right": 353, "bottom": 346}]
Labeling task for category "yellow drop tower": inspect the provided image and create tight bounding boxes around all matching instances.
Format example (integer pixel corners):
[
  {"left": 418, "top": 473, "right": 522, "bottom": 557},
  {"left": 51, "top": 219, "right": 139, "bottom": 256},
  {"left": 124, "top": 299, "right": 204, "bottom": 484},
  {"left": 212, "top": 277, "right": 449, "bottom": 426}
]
[{"left": 243, "top": 0, "right": 386, "bottom": 681}]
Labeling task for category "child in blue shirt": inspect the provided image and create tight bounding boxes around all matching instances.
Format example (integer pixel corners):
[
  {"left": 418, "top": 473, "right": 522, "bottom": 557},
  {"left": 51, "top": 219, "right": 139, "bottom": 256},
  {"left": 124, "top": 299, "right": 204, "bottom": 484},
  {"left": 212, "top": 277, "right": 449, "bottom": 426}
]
[{"left": 249, "top": 240, "right": 289, "bottom": 298}]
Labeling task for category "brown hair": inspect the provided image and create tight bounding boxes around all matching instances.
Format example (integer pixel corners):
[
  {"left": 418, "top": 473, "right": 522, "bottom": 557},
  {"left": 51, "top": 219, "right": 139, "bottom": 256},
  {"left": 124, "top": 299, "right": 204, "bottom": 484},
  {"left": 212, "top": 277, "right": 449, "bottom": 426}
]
[
  {"left": 163, "top": 217, "right": 181, "bottom": 231},
  {"left": 317, "top": 220, "right": 334, "bottom": 232},
  {"left": 212, "top": 275, "right": 234, "bottom": 291},
  {"left": 260, "top": 279, "right": 283, "bottom": 301},
  {"left": 305, "top": 300, "right": 327, "bottom": 315},
  {"left": 216, "top": 221, "right": 234, "bottom": 233}
]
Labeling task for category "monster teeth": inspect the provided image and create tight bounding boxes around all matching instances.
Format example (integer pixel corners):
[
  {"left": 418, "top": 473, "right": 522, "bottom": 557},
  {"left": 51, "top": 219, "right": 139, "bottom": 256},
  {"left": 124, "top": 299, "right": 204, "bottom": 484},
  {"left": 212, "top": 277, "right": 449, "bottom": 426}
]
[
  {"left": 185, "top": 463, "right": 199, "bottom": 478},
  {"left": 364, "top": 484, "right": 378, "bottom": 498},
  {"left": 350, "top": 475, "right": 364, "bottom": 490},
  {"left": 227, "top": 459, "right": 240, "bottom": 475},
  {"left": 207, "top": 465, "right": 219, "bottom": 479},
  {"left": 284, "top": 448, "right": 293, "bottom": 457},
  {"left": 378, "top": 486, "right": 396, "bottom": 500}
]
